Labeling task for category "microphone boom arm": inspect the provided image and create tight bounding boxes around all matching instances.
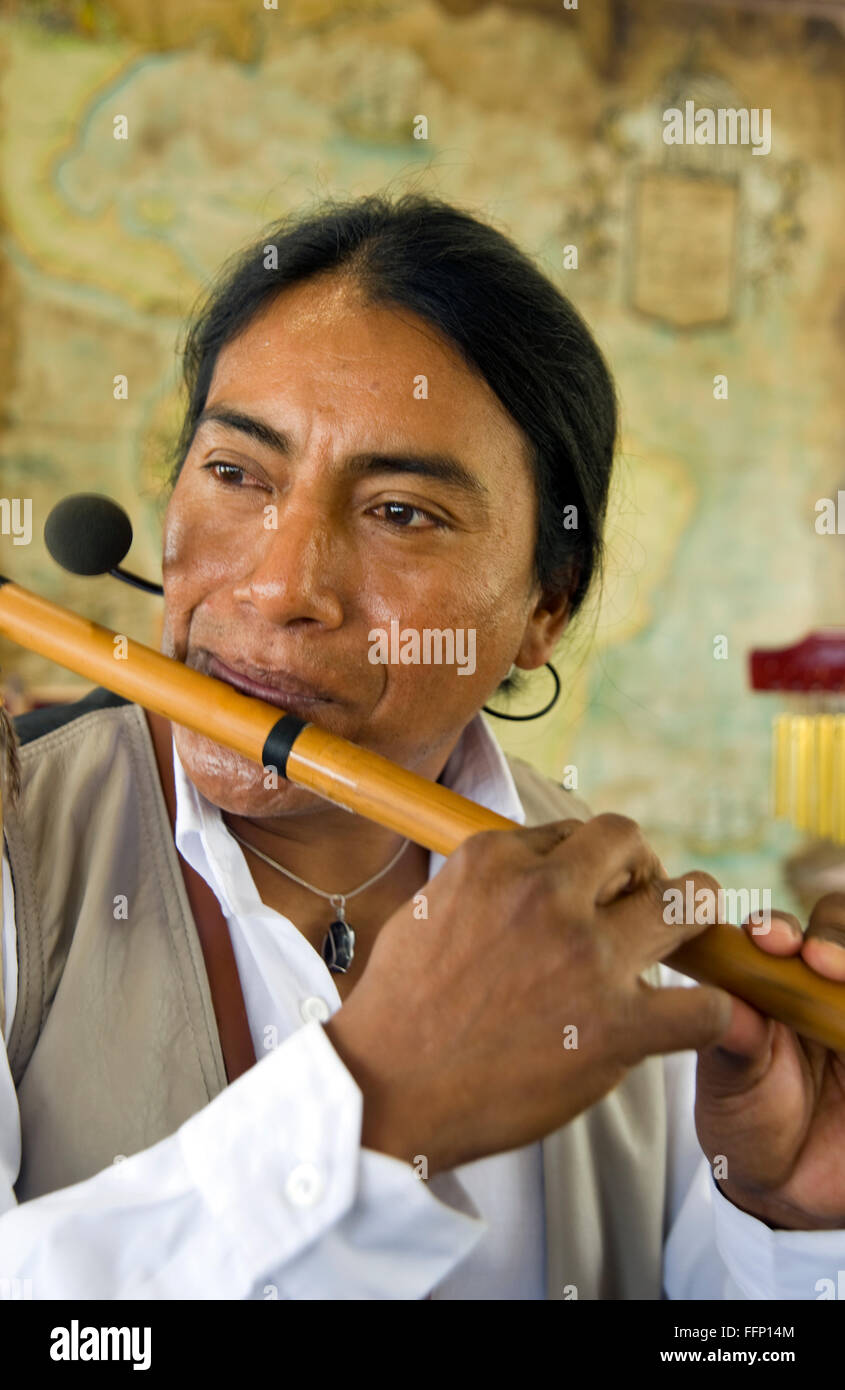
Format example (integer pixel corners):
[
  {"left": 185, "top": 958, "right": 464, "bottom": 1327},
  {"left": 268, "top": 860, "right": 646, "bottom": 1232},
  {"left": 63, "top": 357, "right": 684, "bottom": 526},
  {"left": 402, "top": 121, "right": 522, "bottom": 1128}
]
[{"left": 109, "top": 567, "right": 164, "bottom": 596}]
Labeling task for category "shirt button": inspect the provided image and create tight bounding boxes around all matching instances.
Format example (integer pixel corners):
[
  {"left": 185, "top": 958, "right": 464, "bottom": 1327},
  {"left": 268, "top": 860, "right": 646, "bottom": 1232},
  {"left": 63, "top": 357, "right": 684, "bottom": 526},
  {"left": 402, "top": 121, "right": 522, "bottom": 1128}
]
[
  {"left": 285, "top": 1162, "right": 324, "bottom": 1208},
  {"left": 300, "top": 995, "right": 331, "bottom": 1024}
]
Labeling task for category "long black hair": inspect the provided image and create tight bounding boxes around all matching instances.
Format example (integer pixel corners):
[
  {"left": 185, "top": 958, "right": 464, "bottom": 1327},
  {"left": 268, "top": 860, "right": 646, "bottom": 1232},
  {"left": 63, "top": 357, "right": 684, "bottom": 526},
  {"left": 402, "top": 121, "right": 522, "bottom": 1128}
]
[{"left": 167, "top": 190, "right": 617, "bottom": 623}]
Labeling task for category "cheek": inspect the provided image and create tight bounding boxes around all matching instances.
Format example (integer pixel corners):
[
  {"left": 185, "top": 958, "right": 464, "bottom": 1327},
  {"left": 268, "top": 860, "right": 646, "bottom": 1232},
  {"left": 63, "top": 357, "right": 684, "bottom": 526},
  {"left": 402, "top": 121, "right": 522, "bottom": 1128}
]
[
  {"left": 368, "top": 566, "right": 527, "bottom": 715},
  {"left": 164, "top": 500, "right": 236, "bottom": 587},
  {"left": 161, "top": 492, "right": 239, "bottom": 651},
  {"left": 369, "top": 528, "right": 524, "bottom": 628}
]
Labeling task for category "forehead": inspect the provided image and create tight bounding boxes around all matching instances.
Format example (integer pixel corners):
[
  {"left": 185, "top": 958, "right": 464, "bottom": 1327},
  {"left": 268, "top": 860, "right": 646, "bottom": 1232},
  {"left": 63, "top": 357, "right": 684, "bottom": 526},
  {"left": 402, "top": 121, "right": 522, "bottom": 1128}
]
[
  {"left": 203, "top": 275, "right": 530, "bottom": 465},
  {"left": 213, "top": 274, "right": 463, "bottom": 381}
]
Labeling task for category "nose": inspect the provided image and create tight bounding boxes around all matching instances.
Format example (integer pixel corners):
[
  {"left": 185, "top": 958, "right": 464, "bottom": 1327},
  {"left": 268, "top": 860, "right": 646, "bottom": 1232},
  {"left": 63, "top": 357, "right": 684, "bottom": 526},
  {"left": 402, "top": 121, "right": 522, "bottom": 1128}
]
[{"left": 231, "top": 498, "right": 345, "bottom": 630}]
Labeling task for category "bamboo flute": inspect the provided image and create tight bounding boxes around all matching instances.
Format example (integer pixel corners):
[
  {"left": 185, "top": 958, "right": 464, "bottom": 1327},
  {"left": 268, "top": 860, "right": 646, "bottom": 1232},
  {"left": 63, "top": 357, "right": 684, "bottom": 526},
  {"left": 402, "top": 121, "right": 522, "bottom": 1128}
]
[{"left": 0, "top": 573, "right": 843, "bottom": 1051}]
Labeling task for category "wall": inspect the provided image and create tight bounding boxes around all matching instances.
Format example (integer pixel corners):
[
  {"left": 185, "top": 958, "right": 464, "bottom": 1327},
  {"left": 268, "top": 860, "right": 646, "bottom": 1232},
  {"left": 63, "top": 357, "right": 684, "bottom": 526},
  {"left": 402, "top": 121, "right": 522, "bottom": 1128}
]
[{"left": 1, "top": 0, "right": 843, "bottom": 902}]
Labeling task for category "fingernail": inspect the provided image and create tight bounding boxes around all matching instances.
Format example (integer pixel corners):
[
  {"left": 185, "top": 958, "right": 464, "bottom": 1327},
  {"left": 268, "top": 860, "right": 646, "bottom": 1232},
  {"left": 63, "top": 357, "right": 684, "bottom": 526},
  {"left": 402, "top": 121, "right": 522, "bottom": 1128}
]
[{"left": 806, "top": 938, "right": 845, "bottom": 981}]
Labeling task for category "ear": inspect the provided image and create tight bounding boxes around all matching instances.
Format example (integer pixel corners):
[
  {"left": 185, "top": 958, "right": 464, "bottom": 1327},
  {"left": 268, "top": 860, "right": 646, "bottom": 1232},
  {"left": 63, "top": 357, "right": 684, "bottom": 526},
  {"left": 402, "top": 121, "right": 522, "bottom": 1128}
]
[{"left": 512, "top": 577, "right": 576, "bottom": 671}]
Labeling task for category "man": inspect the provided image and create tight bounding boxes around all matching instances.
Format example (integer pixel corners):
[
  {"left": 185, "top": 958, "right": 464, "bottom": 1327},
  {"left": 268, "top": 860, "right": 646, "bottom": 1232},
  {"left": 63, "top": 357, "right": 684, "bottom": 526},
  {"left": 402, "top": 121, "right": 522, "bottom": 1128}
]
[{"left": 1, "top": 192, "right": 843, "bottom": 1299}]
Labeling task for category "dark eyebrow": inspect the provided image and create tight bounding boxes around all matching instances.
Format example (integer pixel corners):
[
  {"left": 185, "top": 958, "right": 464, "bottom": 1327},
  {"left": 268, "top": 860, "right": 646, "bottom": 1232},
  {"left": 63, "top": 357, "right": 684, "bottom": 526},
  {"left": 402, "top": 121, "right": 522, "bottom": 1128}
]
[
  {"left": 195, "top": 406, "right": 292, "bottom": 456},
  {"left": 194, "top": 405, "right": 490, "bottom": 502},
  {"left": 344, "top": 452, "right": 489, "bottom": 501}
]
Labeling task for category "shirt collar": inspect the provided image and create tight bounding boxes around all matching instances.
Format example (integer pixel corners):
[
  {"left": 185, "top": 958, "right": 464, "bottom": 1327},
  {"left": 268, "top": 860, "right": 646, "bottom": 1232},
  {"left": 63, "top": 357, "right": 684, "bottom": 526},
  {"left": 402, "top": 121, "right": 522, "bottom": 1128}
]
[{"left": 173, "top": 713, "right": 525, "bottom": 912}]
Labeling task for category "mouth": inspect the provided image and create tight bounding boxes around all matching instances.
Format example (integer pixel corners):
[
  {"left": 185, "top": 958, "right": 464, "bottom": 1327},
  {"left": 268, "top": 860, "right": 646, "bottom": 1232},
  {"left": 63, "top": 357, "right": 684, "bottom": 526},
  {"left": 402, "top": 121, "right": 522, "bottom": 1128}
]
[{"left": 206, "top": 653, "right": 337, "bottom": 716}]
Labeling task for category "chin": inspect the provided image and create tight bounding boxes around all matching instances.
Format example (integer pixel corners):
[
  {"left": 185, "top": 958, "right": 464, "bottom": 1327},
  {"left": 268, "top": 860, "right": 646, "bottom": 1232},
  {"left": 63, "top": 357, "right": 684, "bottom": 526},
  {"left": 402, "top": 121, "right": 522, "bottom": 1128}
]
[{"left": 171, "top": 724, "right": 326, "bottom": 818}]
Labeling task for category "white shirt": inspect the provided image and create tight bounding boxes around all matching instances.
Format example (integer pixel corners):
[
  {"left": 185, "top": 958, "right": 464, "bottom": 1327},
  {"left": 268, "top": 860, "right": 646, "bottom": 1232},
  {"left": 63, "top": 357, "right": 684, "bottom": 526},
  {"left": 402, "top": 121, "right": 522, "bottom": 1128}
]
[{"left": 0, "top": 712, "right": 842, "bottom": 1299}]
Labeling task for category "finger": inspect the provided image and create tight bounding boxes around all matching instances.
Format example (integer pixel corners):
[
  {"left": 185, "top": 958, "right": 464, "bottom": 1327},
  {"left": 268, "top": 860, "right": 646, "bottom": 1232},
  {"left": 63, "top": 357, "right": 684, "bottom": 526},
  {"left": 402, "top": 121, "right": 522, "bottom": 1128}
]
[
  {"left": 614, "top": 869, "right": 733, "bottom": 968},
  {"left": 803, "top": 891, "right": 845, "bottom": 981},
  {"left": 454, "top": 819, "right": 583, "bottom": 878},
  {"left": 543, "top": 812, "right": 663, "bottom": 907},
  {"left": 511, "top": 819, "right": 587, "bottom": 857},
  {"left": 657, "top": 870, "right": 730, "bottom": 927},
  {"left": 630, "top": 982, "right": 734, "bottom": 1060},
  {"left": 740, "top": 906, "right": 804, "bottom": 955},
  {"left": 697, "top": 992, "right": 773, "bottom": 1067}
]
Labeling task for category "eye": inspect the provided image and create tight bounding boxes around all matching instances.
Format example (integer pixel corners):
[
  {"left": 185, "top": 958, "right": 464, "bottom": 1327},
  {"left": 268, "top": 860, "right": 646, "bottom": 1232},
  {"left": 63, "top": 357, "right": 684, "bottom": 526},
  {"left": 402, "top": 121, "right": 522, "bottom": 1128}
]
[
  {"left": 203, "top": 462, "right": 244, "bottom": 486},
  {"left": 371, "top": 501, "right": 446, "bottom": 530},
  {"left": 202, "top": 461, "right": 270, "bottom": 490}
]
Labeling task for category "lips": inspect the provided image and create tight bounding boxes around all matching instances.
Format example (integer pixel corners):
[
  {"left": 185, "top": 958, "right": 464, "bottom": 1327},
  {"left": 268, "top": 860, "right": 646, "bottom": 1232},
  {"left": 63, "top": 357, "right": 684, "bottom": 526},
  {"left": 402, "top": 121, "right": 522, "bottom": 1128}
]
[{"left": 207, "top": 653, "right": 336, "bottom": 712}]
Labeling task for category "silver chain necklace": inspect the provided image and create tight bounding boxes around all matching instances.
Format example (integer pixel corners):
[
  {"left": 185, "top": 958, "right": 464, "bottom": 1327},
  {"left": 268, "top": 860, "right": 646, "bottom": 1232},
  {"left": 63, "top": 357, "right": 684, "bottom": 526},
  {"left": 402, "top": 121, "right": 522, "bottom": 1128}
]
[{"left": 226, "top": 824, "right": 411, "bottom": 974}]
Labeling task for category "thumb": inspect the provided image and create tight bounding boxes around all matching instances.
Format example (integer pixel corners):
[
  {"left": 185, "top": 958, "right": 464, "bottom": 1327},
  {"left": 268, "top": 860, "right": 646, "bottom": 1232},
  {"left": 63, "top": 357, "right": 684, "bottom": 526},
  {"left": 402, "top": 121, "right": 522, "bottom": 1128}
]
[{"left": 696, "top": 993, "right": 775, "bottom": 1096}]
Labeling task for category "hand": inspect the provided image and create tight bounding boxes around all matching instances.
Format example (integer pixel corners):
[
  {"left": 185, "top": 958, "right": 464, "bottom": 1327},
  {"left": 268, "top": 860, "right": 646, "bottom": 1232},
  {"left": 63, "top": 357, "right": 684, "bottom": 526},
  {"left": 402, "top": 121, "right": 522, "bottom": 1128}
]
[
  {"left": 324, "top": 815, "right": 733, "bottom": 1177},
  {"left": 694, "top": 892, "right": 845, "bottom": 1229}
]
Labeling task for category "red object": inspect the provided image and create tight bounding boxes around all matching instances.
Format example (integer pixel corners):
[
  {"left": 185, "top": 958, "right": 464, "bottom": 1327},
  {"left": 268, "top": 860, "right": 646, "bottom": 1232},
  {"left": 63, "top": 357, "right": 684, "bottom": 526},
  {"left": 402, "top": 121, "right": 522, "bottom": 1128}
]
[{"left": 749, "top": 631, "right": 845, "bottom": 692}]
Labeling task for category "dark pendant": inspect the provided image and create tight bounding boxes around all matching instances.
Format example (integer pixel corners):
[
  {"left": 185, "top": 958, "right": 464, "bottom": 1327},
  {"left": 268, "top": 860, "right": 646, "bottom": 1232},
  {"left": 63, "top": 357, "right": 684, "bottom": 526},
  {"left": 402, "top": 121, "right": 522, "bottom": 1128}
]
[{"left": 322, "top": 918, "right": 356, "bottom": 974}]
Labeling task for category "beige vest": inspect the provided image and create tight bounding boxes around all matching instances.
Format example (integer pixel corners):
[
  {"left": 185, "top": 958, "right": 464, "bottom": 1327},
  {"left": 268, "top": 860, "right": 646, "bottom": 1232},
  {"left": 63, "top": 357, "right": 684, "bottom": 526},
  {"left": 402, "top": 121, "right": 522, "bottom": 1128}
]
[{"left": 2, "top": 691, "right": 667, "bottom": 1299}]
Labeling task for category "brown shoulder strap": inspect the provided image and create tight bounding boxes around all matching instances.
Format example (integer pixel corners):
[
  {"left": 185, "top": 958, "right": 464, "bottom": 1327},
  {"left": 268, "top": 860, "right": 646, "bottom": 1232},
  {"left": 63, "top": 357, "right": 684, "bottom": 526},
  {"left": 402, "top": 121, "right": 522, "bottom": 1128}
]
[{"left": 144, "top": 709, "right": 256, "bottom": 1085}]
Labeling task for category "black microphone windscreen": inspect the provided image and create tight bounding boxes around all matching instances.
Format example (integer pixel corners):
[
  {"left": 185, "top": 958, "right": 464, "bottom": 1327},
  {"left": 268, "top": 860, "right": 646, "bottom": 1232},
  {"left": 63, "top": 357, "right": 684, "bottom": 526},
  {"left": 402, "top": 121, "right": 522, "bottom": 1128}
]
[{"left": 44, "top": 493, "right": 133, "bottom": 576}]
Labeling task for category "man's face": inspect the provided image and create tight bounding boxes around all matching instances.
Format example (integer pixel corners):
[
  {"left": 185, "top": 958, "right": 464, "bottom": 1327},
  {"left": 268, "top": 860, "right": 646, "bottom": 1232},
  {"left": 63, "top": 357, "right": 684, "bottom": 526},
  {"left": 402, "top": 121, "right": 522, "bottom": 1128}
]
[{"left": 161, "top": 274, "right": 556, "bottom": 817}]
